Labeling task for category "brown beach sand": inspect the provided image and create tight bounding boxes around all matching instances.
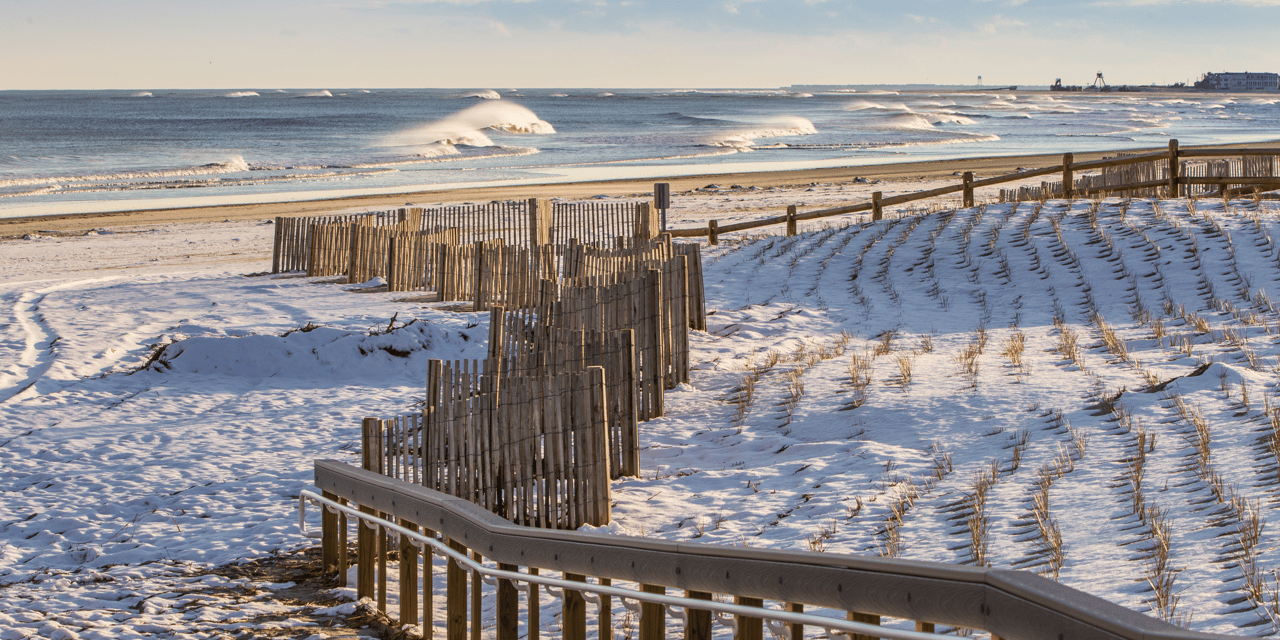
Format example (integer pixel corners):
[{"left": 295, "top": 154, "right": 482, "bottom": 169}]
[{"left": 3, "top": 140, "right": 1278, "bottom": 240}]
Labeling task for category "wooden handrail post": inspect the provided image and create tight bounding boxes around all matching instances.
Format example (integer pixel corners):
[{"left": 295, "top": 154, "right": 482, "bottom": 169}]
[
  {"left": 400, "top": 519, "right": 420, "bottom": 627},
  {"left": 337, "top": 497, "right": 348, "bottom": 587},
  {"left": 640, "top": 584, "right": 666, "bottom": 640},
  {"left": 685, "top": 590, "right": 712, "bottom": 640},
  {"left": 599, "top": 578, "right": 614, "bottom": 640},
  {"left": 786, "top": 602, "right": 804, "bottom": 640},
  {"left": 916, "top": 621, "right": 936, "bottom": 633},
  {"left": 962, "top": 172, "right": 974, "bottom": 208},
  {"left": 424, "top": 527, "right": 436, "bottom": 639},
  {"left": 563, "top": 573, "right": 587, "bottom": 640},
  {"left": 1062, "top": 153, "right": 1074, "bottom": 200},
  {"left": 1168, "top": 139, "right": 1181, "bottom": 198},
  {"left": 496, "top": 563, "right": 519, "bottom": 640},
  {"left": 734, "top": 596, "right": 763, "bottom": 640},
  {"left": 321, "top": 490, "right": 340, "bottom": 575},
  {"left": 447, "top": 539, "right": 468, "bottom": 640},
  {"left": 357, "top": 418, "right": 380, "bottom": 602},
  {"left": 872, "top": 192, "right": 883, "bottom": 221},
  {"left": 848, "top": 611, "right": 880, "bottom": 640},
  {"left": 379, "top": 517, "right": 388, "bottom": 613},
  {"left": 471, "top": 551, "right": 483, "bottom": 640},
  {"left": 709, "top": 220, "right": 719, "bottom": 245},
  {"left": 528, "top": 567, "right": 540, "bottom": 640},
  {"left": 786, "top": 205, "right": 798, "bottom": 236}
]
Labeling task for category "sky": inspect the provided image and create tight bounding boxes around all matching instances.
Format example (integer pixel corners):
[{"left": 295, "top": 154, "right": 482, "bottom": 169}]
[{"left": 2, "top": 0, "right": 1278, "bottom": 90}]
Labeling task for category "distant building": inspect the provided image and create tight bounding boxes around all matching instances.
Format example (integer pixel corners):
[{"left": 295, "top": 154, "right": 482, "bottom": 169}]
[{"left": 1195, "top": 72, "right": 1280, "bottom": 91}]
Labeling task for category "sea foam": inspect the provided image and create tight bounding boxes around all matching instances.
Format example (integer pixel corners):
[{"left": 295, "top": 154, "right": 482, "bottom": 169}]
[
  {"left": 382, "top": 101, "right": 555, "bottom": 153},
  {"left": 707, "top": 116, "right": 818, "bottom": 150}
]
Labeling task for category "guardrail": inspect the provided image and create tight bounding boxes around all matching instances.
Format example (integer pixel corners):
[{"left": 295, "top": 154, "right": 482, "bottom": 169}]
[
  {"left": 305, "top": 460, "right": 1227, "bottom": 640},
  {"left": 669, "top": 140, "right": 1279, "bottom": 242}
]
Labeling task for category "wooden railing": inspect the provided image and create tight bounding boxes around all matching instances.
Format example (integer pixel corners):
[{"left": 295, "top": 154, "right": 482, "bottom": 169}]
[
  {"left": 306, "top": 461, "right": 1228, "bottom": 640},
  {"left": 668, "top": 140, "right": 1279, "bottom": 242}
]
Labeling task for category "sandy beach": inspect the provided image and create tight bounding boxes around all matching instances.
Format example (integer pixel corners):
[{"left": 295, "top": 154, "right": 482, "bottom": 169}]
[{"left": 5, "top": 140, "right": 1278, "bottom": 241}]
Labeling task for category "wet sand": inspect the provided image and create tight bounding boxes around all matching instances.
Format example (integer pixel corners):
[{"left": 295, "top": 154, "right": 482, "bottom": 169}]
[{"left": 4, "top": 140, "right": 1278, "bottom": 240}]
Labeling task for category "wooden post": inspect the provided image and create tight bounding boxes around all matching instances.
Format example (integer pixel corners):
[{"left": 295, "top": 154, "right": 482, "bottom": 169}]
[
  {"left": 599, "top": 577, "right": 614, "bottom": 640},
  {"left": 528, "top": 567, "right": 540, "bottom": 640},
  {"left": 915, "top": 621, "right": 935, "bottom": 633},
  {"left": 338, "top": 497, "right": 348, "bottom": 587},
  {"left": 528, "top": 198, "right": 552, "bottom": 248},
  {"left": 357, "top": 418, "right": 380, "bottom": 602},
  {"left": 400, "top": 520, "right": 419, "bottom": 627},
  {"left": 848, "top": 611, "right": 880, "bottom": 640},
  {"left": 471, "top": 551, "right": 482, "bottom": 640},
  {"left": 423, "top": 527, "right": 435, "bottom": 639},
  {"left": 708, "top": 220, "right": 719, "bottom": 245},
  {"left": 563, "top": 573, "right": 587, "bottom": 640},
  {"left": 1062, "top": 153, "right": 1074, "bottom": 200},
  {"left": 963, "top": 172, "right": 974, "bottom": 208},
  {"left": 636, "top": 202, "right": 659, "bottom": 241},
  {"left": 872, "top": 192, "right": 883, "bottom": 221},
  {"left": 272, "top": 217, "right": 284, "bottom": 273},
  {"left": 786, "top": 205, "right": 798, "bottom": 236},
  {"left": 1168, "top": 139, "right": 1181, "bottom": 198},
  {"left": 447, "top": 539, "right": 468, "bottom": 640},
  {"left": 786, "top": 602, "right": 803, "bottom": 640},
  {"left": 640, "top": 584, "right": 665, "bottom": 640},
  {"left": 321, "top": 490, "right": 340, "bottom": 575},
  {"left": 734, "top": 596, "right": 763, "bottom": 640},
  {"left": 685, "top": 591, "right": 712, "bottom": 640},
  {"left": 495, "top": 563, "right": 518, "bottom": 640}
]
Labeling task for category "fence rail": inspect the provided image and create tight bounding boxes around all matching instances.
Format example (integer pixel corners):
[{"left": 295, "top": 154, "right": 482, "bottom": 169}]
[
  {"left": 307, "top": 461, "right": 1227, "bottom": 640},
  {"left": 666, "top": 141, "right": 1279, "bottom": 242}
]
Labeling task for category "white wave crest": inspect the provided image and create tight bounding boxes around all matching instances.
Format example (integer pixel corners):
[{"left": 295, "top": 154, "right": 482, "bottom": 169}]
[
  {"left": 707, "top": 116, "right": 818, "bottom": 150},
  {"left": 463, "top": 90, "right": 502, "bottom": 100},
  {"left": 130, "top": 92, "right": 155, "bottom": 98},
  {"left": 845, "top": 100, "right": 914, "bottom": 113},
  {"left": 923, "top": 113, "right": 978, "bottom": 125},
  {"left": 224, "top": 91, "right": 259, "bottom": 98},
  {"left": 0, "top": 155, "right": 254, "bottom": 190},
  {"left": 873, "top": 114, "right": 938, "bottom": 131},
  {"left": 382, "top": 101, "right": 555, "bottom": 152},
  {"left": 297, "top": 90, "right": 334, "bottom": 98}
]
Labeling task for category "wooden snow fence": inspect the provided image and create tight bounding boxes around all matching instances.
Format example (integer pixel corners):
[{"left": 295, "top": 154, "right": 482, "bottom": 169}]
[
  {"left": 385, "top": 228, "right": 463, "bottom": 292},
  {"left": 540, "top": 268, "right": 685, "bottom": 416},
  {"left": 487, "top": 307, "right": 640, "bottom": 477},
  {"left": 470, "top": 242, "right": 559, "bottom": 310},
  {"left": 552, "top": 200, "right": 658, "bottom": 245},
  {"left": 274, "top": 208, "right": 420, "bottom": 274},
  {"left": 345, "top": 214, "right": 423, "bottom": 284},
  {"left": 363, "top": 362, "right": 613, "bottom": 528}
]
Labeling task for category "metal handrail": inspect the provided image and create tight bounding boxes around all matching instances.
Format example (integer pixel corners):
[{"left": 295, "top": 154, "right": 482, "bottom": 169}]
[{"left": 299, "top": 489, "right": 944, "bottom": 640}]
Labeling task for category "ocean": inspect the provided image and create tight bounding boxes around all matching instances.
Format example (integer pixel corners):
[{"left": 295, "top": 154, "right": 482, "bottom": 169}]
[{"left": 1, "top": 87, "right": 1277, "bottom": 218}]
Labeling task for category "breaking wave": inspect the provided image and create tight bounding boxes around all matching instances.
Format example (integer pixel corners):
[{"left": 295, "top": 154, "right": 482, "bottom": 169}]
[
  {"left": 381, "top": 101, "right": 555, "bottom": 154},
  {"left": 706, "top": 116, "right": 818, "bottom": 150},
  {"left": 223, "top": 91, "right": 259, "bottom": 98}
]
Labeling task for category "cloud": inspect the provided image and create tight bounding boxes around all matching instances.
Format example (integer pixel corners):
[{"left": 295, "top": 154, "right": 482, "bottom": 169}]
[{"left": 978, "top": 14, "right": 1026, "bottom": 33}]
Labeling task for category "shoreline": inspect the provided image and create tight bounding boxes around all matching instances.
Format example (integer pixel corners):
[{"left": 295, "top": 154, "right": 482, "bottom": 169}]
[{"left": 4, "top": 139, "right": 1278, "bottom": 239}]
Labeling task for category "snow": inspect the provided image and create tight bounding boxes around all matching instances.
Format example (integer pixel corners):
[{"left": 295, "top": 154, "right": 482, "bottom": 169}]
[{"left": 4, "top": 193, "right": 1280, "bottom": 637}]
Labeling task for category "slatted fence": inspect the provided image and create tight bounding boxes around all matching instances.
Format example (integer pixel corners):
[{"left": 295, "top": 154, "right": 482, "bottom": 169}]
[
  {"left": 363, "top": 365, "right": 612, "bottom": 529},
  {"left": 999, "top": 154, "right": 1280, "bottom": 202}
]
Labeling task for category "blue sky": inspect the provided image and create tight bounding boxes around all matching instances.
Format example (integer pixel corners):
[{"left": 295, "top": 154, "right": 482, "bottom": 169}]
[{"left": 2, "top": 0, "right": 1278, "bottom": 89}]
